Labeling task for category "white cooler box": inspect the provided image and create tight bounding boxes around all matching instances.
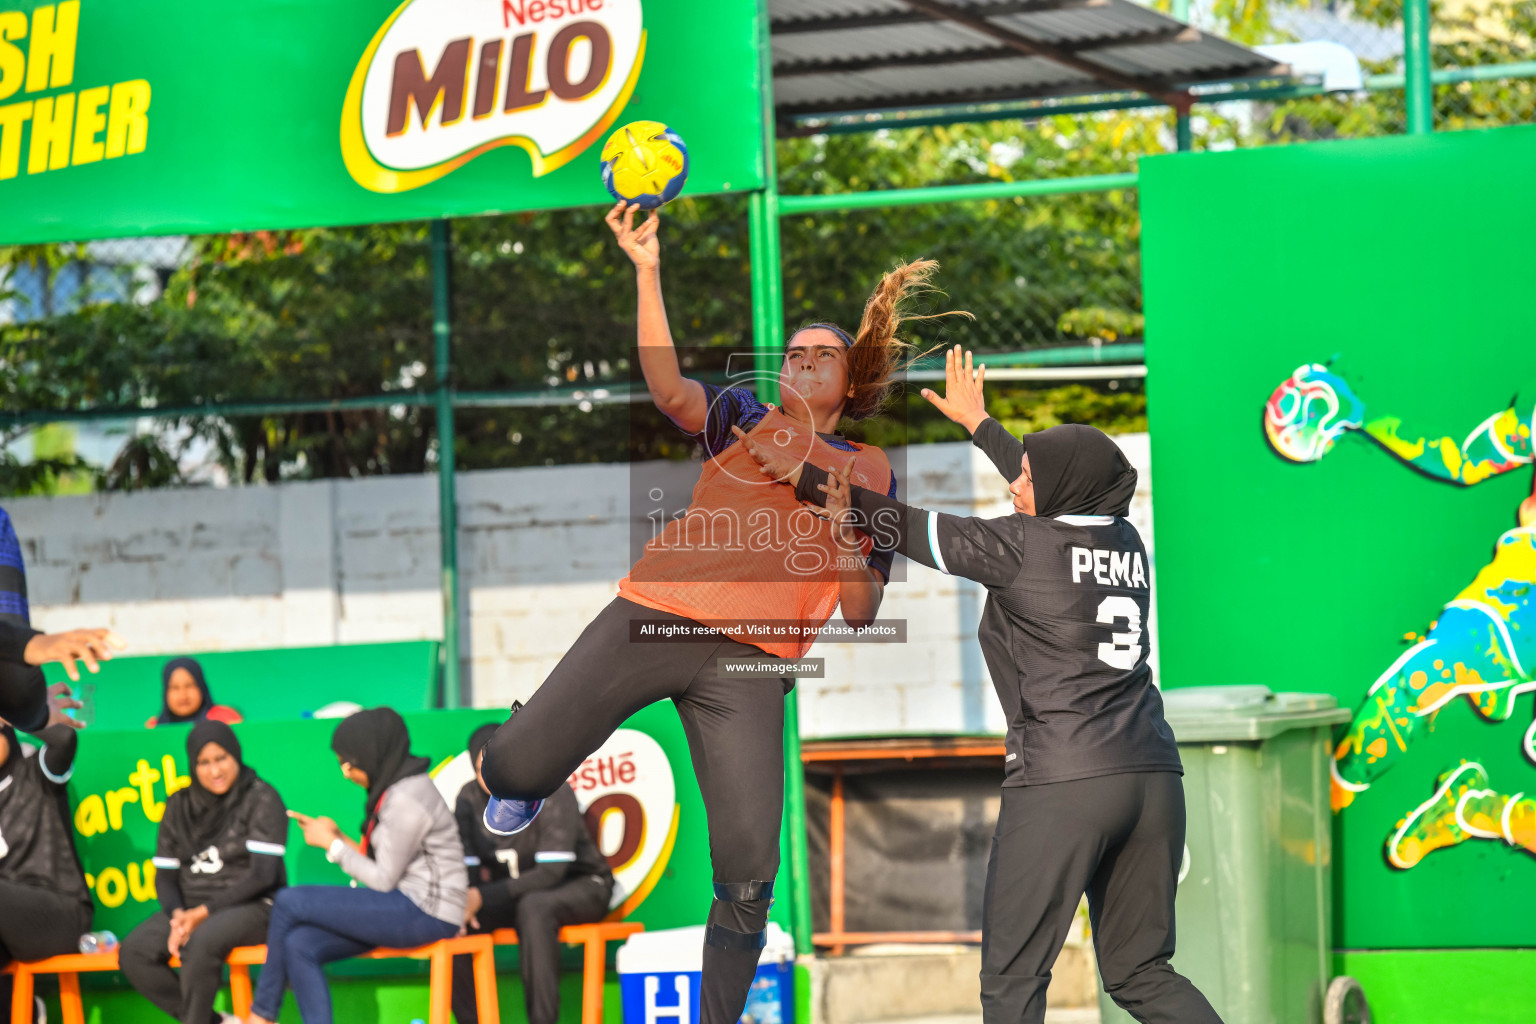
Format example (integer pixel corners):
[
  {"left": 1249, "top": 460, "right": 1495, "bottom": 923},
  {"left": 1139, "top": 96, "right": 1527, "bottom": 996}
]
[{"left": 617, "top": 924, "right": 795, "bottom": 1024}]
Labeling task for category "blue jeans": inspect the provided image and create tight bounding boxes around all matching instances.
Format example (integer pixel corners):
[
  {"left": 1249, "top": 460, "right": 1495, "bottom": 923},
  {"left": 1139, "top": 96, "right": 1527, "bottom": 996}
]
[{"left": 251, "top": 885, "right": 459, "bottom": 1023}]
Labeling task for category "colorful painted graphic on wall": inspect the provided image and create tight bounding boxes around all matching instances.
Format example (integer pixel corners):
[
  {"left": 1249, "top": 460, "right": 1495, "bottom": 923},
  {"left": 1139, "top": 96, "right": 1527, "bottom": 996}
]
[{"left": 1264, "top": 363, "right": 1536, "bottom": 869}]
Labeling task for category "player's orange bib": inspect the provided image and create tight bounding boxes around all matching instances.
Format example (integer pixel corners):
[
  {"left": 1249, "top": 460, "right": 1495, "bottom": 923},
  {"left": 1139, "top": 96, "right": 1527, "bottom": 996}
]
[{"left": 619, "top": 408, "right": 893, "bottom": 659}]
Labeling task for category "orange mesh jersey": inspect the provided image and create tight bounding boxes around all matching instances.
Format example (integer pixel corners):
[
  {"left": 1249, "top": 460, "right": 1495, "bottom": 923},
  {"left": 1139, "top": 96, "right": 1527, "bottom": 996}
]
[{"left": 620, "top": 398, "right": 895, "bottom": 659}]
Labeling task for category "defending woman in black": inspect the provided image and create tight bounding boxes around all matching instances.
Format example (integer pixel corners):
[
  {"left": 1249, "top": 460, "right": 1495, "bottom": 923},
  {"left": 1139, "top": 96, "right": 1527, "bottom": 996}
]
[
  {"left": 451, "top": 724, "right": 614, "bottom": 1024},
  {"left": 119, "top": 720, "right": 288, "bottom": 1024},
  {"left": 736, "top": 347, "right": 1221, "bottom": 1024},
  {"left": 0, "top": 702, "right": 93, "bottom": 1024}
]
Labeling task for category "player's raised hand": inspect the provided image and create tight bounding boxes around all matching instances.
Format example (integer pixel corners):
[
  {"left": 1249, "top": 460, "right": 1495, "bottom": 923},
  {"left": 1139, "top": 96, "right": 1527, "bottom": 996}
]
[
  {"left": 920, "top": 345, "right": 990, "bottom": 435},
  {"left": 23, "top": 628, "right": 127, "bottom": 682},
  {"left": 731, "top": 424, "right": 806, "bottom": 486},
  {"left": 604, "top": 201, "right": 660, "bottom": 272}
]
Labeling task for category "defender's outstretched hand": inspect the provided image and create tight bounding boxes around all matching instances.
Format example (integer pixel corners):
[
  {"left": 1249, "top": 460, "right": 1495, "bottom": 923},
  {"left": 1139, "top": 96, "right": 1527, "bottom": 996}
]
[
  {"left": 604, "top": 201, "right": 660, "bottom": 272},
  {"left": 920, "top": 345, "right": 989, "bottom": 435},
  {"left": 732, "top": 424, "right": 804, "bottom": 486},
  {"left": 820, "top": 458, "right": 861, "bottom": 549}
]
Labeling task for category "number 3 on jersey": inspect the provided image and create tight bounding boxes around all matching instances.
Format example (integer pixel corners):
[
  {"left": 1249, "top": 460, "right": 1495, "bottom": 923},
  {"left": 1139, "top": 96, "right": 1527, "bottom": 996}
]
[{"left": 1096, "top": 596, "right": 1143, "bottom": 670}]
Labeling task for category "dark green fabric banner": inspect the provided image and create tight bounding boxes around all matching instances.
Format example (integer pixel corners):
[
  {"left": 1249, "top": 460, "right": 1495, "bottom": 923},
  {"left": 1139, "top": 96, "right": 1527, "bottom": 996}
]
[{"left": 0, "top": 0, "right": 764, "bottom": 243}]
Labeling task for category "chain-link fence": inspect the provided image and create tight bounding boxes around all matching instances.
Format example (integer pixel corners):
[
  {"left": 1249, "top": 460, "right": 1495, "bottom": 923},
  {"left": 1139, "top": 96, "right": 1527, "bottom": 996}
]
[{"left": 2, "top": 2, "right": 1526, "bottom": 491}]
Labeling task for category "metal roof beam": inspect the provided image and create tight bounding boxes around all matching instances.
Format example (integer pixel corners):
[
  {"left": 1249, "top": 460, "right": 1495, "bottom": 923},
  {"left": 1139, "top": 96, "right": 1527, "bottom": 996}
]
[
  {"left": 895, "top": 0, "right": 1192, "bottom": 108},
  {"left": 1060, "top": 25, "right": 1201, "bottom": 54},
  {"left": 770, "top": 0, "right": 1110, "bottom": 36},
  {"left": 776, "top": 46, "right": 1020, "bottom": 78},
  {"left": 773, "top": 27, "right": 1200, "bottom": 79}
]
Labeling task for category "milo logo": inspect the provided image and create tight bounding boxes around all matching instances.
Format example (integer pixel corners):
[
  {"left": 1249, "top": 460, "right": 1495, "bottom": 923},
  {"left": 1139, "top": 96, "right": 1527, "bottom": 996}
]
[
  {"left": 341, "top": 0, "right": 645, "bottom": 192},
  {"left": 570, "top": 728, "right": 678, "bottom": 913}
]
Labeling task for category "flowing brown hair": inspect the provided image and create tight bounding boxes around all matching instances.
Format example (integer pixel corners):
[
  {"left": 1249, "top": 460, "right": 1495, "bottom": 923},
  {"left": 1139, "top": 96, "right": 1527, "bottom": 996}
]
[{"left": 792, "top": 259, "right": 972, "bottom": 422}]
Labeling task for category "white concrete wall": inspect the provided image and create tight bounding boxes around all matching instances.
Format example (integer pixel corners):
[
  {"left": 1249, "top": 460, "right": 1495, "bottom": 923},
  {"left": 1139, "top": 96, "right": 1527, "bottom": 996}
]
[{"left": 6, "top": 437, "right": 1155, "bottom": 738}]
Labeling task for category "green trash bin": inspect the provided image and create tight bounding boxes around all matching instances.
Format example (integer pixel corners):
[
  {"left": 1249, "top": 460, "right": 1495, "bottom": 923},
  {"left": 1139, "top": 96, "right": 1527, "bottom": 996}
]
[{"left": 1096, "top": 685, "right": 1363, "bottom": 1024}]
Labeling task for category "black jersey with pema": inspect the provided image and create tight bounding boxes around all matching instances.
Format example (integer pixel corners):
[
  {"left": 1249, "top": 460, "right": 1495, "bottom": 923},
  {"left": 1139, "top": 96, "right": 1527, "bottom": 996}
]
[{"left": 796, "top": 427, "right": 1182, "bottom": 787}]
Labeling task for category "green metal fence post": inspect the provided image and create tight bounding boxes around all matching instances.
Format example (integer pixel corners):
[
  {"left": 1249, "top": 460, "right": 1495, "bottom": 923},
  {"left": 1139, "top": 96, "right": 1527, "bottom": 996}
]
[
  {"left": 1171, "top": 0, "right": 1192, "bottom": 150},
  {"left": 748, "top": 0, "right": 814, "bottom": 961},
  {"left": 1404, "top": 0, "right": 1433, "bottom": 134},
  {"left": 430, "top": 219, "right": 461, "bottom": 710}
]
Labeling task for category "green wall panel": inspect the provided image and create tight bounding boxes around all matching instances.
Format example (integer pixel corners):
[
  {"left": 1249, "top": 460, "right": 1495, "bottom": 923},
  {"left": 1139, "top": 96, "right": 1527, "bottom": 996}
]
[
  {"left": 1140, "top": 124, "right": 1536, "bottom": 949},
  {"left": 43, "top": 641, "right": 439, "bottom": 729},
  {"left": 1334, "top": 949, "right": 1536, "bottom": 1023}
]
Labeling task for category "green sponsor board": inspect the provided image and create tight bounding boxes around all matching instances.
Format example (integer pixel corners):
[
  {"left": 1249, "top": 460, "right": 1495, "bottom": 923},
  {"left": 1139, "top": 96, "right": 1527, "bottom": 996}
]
[
  {"left": 36, "top": 705, "right": 787, "bottom": 944},
  {"left": 1141, "top": 124, "right": 1536, "bottom": 949},
  {"left": 42, "top": 641, "right": 440, "bottom": 730},
  {"left": 0, "top": 0, "right": 764, "bottom": 244}
]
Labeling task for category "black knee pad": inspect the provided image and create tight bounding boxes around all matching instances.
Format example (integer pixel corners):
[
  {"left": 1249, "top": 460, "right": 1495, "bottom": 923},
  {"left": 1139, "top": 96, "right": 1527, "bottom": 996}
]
[{"left": 704, "top": 880, "right": 774, "bottom": 951}]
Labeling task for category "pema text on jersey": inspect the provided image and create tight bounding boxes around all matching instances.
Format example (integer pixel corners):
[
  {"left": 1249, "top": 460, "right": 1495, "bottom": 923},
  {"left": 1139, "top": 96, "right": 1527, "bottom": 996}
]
[{"left": 1069, "top": 546, "right": 1147, "bottom": 588}]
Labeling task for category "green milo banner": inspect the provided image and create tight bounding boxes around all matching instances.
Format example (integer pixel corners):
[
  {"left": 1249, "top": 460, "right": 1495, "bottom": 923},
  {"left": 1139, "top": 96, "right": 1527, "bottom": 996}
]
[
  {"left": 1141, "top": 124, "right": 1536, "bottom": 950},
  {"left": 37, "top": 705, "right": 787, "bottom": 944},
  {"left": 0, "top": 0, "right": 765, "bottom": 244}
]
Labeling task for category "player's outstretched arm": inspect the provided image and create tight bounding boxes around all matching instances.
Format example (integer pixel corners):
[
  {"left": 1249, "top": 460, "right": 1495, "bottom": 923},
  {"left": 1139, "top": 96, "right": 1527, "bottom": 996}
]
[
  {"left": 732, "top": 425, "right": 1022, "bottom": 588},
  {"left": 604, "top": 201, "right": 707, "bottom": 434}
]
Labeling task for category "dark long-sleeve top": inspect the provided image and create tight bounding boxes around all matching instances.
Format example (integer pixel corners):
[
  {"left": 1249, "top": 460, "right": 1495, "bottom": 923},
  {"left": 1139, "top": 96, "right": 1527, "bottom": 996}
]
[
  {"left": 152, "top": 779, "right": 288, "bottom": 913},
  {"left": 0, "top": 621, "right": 47, "bottom": 733},
  {"left": 792, "top": 420, "right": 1182, "bottom": 787},
  {"left": 0, "top": 724, "right": 91, "bottom": 904},
  {"left": 455, "top": 781, "right": 613, "bottom": 920}
]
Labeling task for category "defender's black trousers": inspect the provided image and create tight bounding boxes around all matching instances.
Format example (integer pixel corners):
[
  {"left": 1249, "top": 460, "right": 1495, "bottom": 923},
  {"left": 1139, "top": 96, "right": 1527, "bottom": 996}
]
[{"left": 982, "top": 772, "right": 1222, "bottom": 1024}]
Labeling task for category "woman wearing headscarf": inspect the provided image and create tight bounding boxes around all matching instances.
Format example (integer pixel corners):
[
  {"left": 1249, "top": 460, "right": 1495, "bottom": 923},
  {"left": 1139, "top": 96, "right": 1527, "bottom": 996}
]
[
  {"left": 247, "top": 708, "right": 464, "bottom": 1024},
  {"left": 0, "top": 695, "right": 93, "bottom": 1024},
  {"left": 119, "top": 720, "right": 288, "bottom": 1024},
  {"left": 147, "top": 658, "right": 243, "bottom": 728},
  {"left": 737, "top": 346, "right": 1222, "bottom": 1024}
]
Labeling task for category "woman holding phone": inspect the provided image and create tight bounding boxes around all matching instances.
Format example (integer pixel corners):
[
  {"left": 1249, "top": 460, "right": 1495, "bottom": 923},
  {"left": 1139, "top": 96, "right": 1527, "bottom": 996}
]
[{"left": 246, "top": 708, "right": 465, "bottom": 1024}]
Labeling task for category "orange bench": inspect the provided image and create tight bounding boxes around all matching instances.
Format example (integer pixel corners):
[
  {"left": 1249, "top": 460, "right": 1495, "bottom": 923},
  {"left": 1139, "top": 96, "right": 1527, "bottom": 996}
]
[
  {"left": 5, "top": 952, "right": 115, "bottom": 1024},
  {"left": 490, "top": 921, "right": 644, "bottom": 1024},
  {"left": 4, "top": 933, "right": 500, "bottom": 1024}
]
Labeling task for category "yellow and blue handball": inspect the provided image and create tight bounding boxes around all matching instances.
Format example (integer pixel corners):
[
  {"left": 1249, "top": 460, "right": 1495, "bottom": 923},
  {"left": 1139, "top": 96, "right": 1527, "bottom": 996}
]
[{"left": 600, "top": 121, "right": 689, "bottom": 210}]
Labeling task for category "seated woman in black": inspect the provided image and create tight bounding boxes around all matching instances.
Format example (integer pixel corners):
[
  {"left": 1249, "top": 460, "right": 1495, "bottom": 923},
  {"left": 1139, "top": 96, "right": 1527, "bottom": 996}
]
[
  {"left": 146, "top": 658, "right": 243, "bottom": 728},
  {"left": 0, "top": 696, "right": 92, "bottom": 1024},
  {"left": 120, "top": 720, "right": 288, "bottom": 1024},
  {"left": 452, "top": 723, "right": 614, "bottom": 1024}
]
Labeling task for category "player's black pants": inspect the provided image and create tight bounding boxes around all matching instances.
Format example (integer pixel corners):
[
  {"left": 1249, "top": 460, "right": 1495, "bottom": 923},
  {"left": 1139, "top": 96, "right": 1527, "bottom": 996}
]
[
  {"left": 119, "top": 902, "right": 273, "bottom": 1024},
  {"left": 982, "top": 772, "right": 1222, "bottom": 1024},
  {"left": 451, "top": 874, "right": 612, "bottom": 1024},
  {"left": 0, "top": 880, "right": 93, "bottom": 1023},
  {"left": 482, "top": 597, "right": 786, "bottom": 1024}
]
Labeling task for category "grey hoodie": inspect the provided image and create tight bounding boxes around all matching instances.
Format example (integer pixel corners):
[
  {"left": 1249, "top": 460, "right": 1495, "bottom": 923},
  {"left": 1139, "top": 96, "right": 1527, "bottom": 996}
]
[{"left": 334, "top": 773, "right": 466, "bottom": 925}]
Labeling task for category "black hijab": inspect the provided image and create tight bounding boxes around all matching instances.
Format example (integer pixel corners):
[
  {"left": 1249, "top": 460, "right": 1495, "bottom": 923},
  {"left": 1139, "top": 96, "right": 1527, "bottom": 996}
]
[
  {"left": 167, "top": 719, "right": 259, "bottom": 851},
  {"left": 157, "top": 657, "right": 213, "bottom": 725},
  {"left": 330, "top": 707, "right": 430, "bottom": 835},
  {"left": 1023, "top": 424, "right": 1138, "bottom": 518}
]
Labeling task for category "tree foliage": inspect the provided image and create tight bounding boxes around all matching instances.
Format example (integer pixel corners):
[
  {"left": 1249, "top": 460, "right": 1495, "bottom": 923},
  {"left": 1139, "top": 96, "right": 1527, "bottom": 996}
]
[{"left": 2, "top": 0, "right": 1530, "bottom": 492}]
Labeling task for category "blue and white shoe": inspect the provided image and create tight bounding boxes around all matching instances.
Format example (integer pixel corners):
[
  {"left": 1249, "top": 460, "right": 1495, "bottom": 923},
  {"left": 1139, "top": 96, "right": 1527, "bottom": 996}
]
[{"left": 484, "top": 795, "right": 544, "bottom": 836}]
